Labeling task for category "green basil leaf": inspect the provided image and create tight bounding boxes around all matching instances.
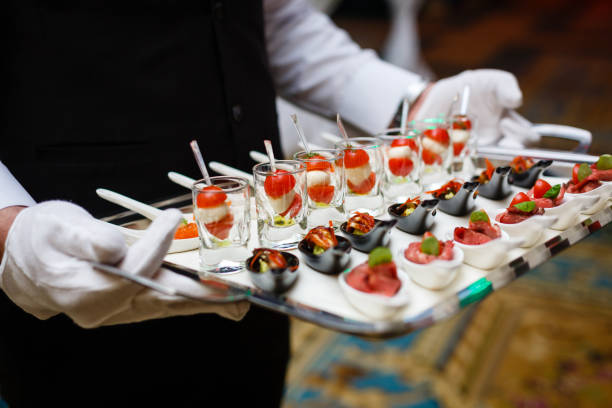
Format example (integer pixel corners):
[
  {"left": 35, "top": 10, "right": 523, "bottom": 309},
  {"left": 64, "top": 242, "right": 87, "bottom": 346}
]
[
  {"left": 596, "top": 154, "right": 612, "bottom": 170},
  {"left": 421, "top": 236, "right": 440, "bottom": 256},
  {"left": 513, "top": 201, "right": 536, "bottom": 213},
  {"left": 313, "top": 245, "right": 326, "bottom": 255},
  {"left": 577, "top": 163, "right": 592, "bottom": 182},
  {"left": 469, "top": 210, "right": 490, "bottom": 223},
  {"left": 368, "top": 247, "right": 393, "bottom": 267},
  {"left": 542, "top": 184, "right": 561, "bottom": 199}
]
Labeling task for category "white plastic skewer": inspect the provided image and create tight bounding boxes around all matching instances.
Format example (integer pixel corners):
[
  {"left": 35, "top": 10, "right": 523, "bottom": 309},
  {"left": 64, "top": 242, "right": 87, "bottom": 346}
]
[
  {"left": 264, "top": 139, "right": 276, "bottom": 171},
  {"left": 290, "top": 114, "right": 311, "bottom": 154},
  {"left": 208, "top": 161, "right": 254, "bottom": 186},
  {"left": 459, "top": 85, "right": 471, "bottom": 116},
  {"left": 400, "top": 97, "right": 409, "bottom": 134},
  {"left": 336, "top": 113, "right": 350, "bottom": 141},
  {"left": 168, "top": 171, "right": 197, "bottom": 190},
  {"left": 249, "top": 150, "right": 269, "bottom": 164},
  {"left": 189, "top": 140, "right": 212, "bottom": 184}
]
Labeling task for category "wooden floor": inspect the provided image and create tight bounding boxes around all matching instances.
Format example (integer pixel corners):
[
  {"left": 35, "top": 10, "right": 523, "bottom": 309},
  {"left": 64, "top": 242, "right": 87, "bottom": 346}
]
[{"left": 332, "top": 0, "right": 612, "bottom": 155}]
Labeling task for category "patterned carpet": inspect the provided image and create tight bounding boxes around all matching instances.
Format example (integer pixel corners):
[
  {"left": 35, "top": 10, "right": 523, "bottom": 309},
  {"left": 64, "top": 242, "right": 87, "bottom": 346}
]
[{"left": 283, "top": 226, "right": 612, "bottom": 408}]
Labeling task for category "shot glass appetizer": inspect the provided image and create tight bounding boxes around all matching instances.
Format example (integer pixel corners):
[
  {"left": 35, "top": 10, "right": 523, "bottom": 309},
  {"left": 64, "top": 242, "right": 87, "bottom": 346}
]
[
  {"left": 449, "top": 113, "right": 478, "bottom": 176},
  {"left": 192, "top": 176, "right": 251, "bottom": 271},
  {"left": 294, "top": 149, "right": 346, "bottom": 228},
  {"left": 253, "top": 160, "right": 307, "bottom": 249},
  {"left": 411, "top": 118, "right": 452, "bottom": 185},
  {"left": 334, "top": 137, "right": 385, "bottom": 216},
  {"left": 377, "top": 128, "right": 422, "bottom": 203}
]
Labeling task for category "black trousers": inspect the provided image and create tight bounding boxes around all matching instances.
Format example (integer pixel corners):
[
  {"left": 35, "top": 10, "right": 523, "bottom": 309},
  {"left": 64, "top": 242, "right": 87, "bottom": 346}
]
[{"left": 0, "top": 293, "right": 289, "bottom": 408}]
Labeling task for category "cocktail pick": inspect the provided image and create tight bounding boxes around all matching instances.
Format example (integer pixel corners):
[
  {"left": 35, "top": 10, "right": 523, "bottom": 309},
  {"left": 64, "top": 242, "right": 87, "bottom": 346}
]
[
  {"left": 400, "top": 97, "right": 409, "bottom": 134},
  {"left": 264, "top": 139, "right": 276, "bottom": 172},
  {"left": 189, "top": 140, "right": 212, "bottom": 185},
  {"left": 445, "top": 93, "right": 460, "bottom": 119},
  {"left": 336, "top": 113, "right": 350, "bottom": 141},
  {"left": 459, "top": 85, "right": 471, "bottom": 116},
  {"left": 291, "top": 114, "right": 311, "bottom": 154}
]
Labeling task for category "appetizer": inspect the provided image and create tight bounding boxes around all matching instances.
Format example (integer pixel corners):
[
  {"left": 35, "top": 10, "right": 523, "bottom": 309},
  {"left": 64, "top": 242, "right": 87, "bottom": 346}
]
[
  {"left": 566, "top": 155, "right": 612, "bottom": 194},
  {"left": 475, "top": 158, "right": 496, "bottom": 185},
  {"left": 387, "top": 138, "right": 416, "bottom": 177},
  {"left": 344, "top": 147, "right": 376, "bottom": 194},
  {"left": 299, "top": 222, "right": 351, "bottom": 274},
  {"left": 387, "top": 196, "right": 438, "bottom": 235},
  {"left": 527, "top": 179, "right": 565, "bottom": 208},
  {"left": 508, "top": 156, "right": 552, "bottom": 188},
  {"left": 426, "top": 179, "right": 478, "bottom": 216},
  {"left": 341, "top": 212, "right": 397, "bottom": 252},
  {"left": 454, "top": 210, "right": 501, "bottom": 245},
  {"left": 591, "top": 154, "right": 612, "bottom": 180},
  {"left": 246, "top": 248, "right": 299, "bottom": 293},
  {"left": 403, "top": 232, "right": 454, "bottom": 264},
  {"left": 174, "top": 218, "right": 198, "bottom": 239},
  {"left": 344, "top": 211, "right": 376, "bottom": 235},
  {"left": 510, "top": 156, "right": 535, "bottom": 174},
  {"left": 426, "top": 178, "right": 463, "bottom": 201},
  {"left": 495, "top": 192, "right": 544, "bottom": 224},
  {"left": 422, "top": 127, "right": 450, "bottom": 165},
  {"left": 305, "top": 154, "right": 335, "bottom": 205},
  {"left": 264, "top": 169, "right": 303, "bottom": 224},
  {"left": 453, "top": 209, "right": 522, "bottom": 269},
  {"left": 472, "top": 159, "right": 512, "bottom": 199},
  {"left": 196, "top": 185, "right": 234, "bottom": 240},
  {"left": 399, "top": 232, "right": 463, "bottom": 289},
  {"left": 345, "top": 247, "right": 401, "bottom": 297},
  {"left": 450, "top": 114, "right": 471, "bottom": 156}
]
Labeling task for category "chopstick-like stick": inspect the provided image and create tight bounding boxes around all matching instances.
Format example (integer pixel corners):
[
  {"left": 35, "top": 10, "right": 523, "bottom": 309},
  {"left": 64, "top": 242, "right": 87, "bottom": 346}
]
[
  {"left": 168, "top": 171, "right": 197, "bottom": 189},
  {"left": 249, "top": 150, "right": 269, "bottom": 164}
]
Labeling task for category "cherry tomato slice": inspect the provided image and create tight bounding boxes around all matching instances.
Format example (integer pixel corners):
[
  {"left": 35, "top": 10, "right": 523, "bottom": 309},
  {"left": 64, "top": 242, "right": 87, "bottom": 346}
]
[
  {"left": 572, "top": 163, "right": 581, "bottom": 184},
  {"left": 388, "top": 157, "right": 414, "bottom": 177},
  {"left": 532, "top": 179, "right": 552, "bottom": 199},
  {"left": 196, "top": 186, "right": 227, "bottom": 208},
  {"left": 423, "top": 128, "right": 450, "bottom": 145},
  {"left": 510, "top": 192, "right": 530, "bottom": 207},
  {"left": 347, "top": 172, "right": 376, "bottom": 194},
  {"left": 305, "top": 155, "right": 332, "bottom": 172},
  {"left": 205, "top": 213, "right": 234, "bottom": 240},
  {"left": 279, "top": 194, "right": 302, "bottom": 218},
  {"left": 264, "top": 170, "right": 296, "bottom": 198},
  {"left": 391, "top": 138, "right": 418, "bottom": 151},
  {"left": 422, "top": 148, "right": 442, "bottom": 165},
  {"left": 453, "top": 142, "right": 465, "bottom": 156},
  {"left": 307, "top": 185, "right": 335, "bottom": 204},
  {"left": 343, "top": 149, "right": 370, "bottom": 169}
]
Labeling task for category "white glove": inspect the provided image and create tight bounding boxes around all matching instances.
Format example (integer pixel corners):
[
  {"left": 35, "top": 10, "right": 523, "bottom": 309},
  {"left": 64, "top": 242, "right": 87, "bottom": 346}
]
[
  {"left": 0, "top": 201, "right": 249, "bottom": 328},
  {"left": 414, "top": 69, "right": 540, "bottom": 147}
]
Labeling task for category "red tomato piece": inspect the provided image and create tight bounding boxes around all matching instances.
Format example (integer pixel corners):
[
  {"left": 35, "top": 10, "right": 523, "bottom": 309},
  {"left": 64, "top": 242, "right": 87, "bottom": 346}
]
[
  {"left": 453, "top": 142, "right": 465, "bottom": 156},
  {"left": 306, "top": 155, "right": 332, "bottom": 172},
  {"left": 343, "top": 149, "right": 370, "bottom": 169},
  {"left": 205, "top": 213, "right": 234, "bottom": 240},
  {"left": 391, "top": 138, "right": 418, "bottom": 151},
  {"left": 347, "top": 172, "right": 376, "bottom": 194},
  {"left": 279, "top": 193, "right": 302, "bottom": 218},
  {"left": 388, "top": 157, "right": 414, "bottom": 177},
  {"left": 423, "top": 128, "right": 450, "bottom": 145},
  {"left": 307, "top": 185, "right": 335, "bottom": 204},
  {"left": 571, "top": 163, "right": 580, "bottom": 184},
  {"left": 452, "top": 117, "right": 472, "bottom": 130},
  {"left": 196, "top": 186, "right": 227, "bottom": 208},
  {"left": 510, "top": 192, "right": 530, "bottom": 207},
  {"left": 422, "top": 148, "right": 442, "bottom": 165},
  {"left": 532, "top": 179, "right": 552, "bottom": 199},
  {"left": 264, "top": 170, "right": 296, "bottom": 198}
]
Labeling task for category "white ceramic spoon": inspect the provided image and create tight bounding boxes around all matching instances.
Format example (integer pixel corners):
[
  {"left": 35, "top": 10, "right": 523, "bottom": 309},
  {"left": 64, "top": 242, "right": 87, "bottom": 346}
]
[
  {"left": 167, "top": 171, "right": 197, "bottom": 190},
  {"left": 96, "top": 188, "right": 199, "bottom": 253},
  {"left": 208, "top": 161, "right": 254, "bottom": 186}
]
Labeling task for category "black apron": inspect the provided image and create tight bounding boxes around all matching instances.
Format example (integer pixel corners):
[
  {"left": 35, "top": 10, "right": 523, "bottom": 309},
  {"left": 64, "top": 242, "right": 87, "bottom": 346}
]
[{"left": 1, "top": 1, "right": 288, "bottom": 406}]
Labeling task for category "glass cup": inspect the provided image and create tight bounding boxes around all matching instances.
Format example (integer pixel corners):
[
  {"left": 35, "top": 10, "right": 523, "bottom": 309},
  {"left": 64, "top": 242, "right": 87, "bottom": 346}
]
[
  {"left": 449, "top": 113, "right": 478, "bottom": 177},
  {"left": 293, "top": 149, "right": 346, "bottom": 229},
  {"left": 334, "top": 137, "right": 385, "bottom": 217},
  {"left": 411, "top": 118, "right": 452, "bottom": 187},
  {"left": 253, "top": 160, "right": 307, "bottom": 249},
  {"left": 377, "top": 127, "right": 423, "bottom": 203},
  {"left": 192, "top": 176, "right": 251, "bottom": 272}
]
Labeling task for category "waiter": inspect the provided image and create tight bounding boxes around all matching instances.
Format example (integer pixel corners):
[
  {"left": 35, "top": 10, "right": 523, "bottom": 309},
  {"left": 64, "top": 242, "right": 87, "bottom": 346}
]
[{"left": 0, "top": 0, "right": 538, "bottom": 406}]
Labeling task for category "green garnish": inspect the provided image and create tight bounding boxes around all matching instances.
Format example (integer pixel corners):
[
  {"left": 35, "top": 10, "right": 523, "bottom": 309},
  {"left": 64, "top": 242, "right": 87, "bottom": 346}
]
[
  {"left": 313, "top": 245, "right": 326, "bottom": 256},
  {"left": 577, "top": 163, "right": 592, "bottom": 182},
  {"left": 368, "top": 247, "right": 393, "bottom": 267},
  {"left": 421, "top": 236, "right": 440, "bottom": 256},
  {"left": 273, "top": 215, "right": 295, "bottom": 227},
  {"left": 513, "top": 201, "right": 536, "bottom": 213},
  {"left": 542, "top": 184, "right": 561, "bottom": 199},
  {"left": 470, "top": 210, "right": 489, "bottom": 223},
  {"left": 402, "top": 206, "right": 416, "bottom": 217},
  {"left": 352, "top": 229, "right": 366, "bottom": 236},
  {"left": 304, "top": 152, "right": 320, "bottom": 159},
  {"left": 258, "top": 260, "right": 269, "bottom": 273},
  {"left": 596, "top": 154, "right": 612, "bottom": 170},
  {"left": 181, "top": 218, "right": 188, "bottom": 226}
]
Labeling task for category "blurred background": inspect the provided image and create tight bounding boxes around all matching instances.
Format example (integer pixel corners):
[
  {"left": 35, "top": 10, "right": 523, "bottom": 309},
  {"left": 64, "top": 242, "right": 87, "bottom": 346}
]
[{"left": 282, "top": 1, "right": 612, "bottom": 407}]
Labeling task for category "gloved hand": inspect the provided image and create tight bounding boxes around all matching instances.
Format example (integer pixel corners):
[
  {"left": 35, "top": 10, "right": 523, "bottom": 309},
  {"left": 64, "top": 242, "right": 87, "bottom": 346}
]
[
  {"left": 0, "top": 201, "right": 249, "bottom": 328},
  {"left": 413, "top": 69, "right": 540, "bottom": 147}
]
